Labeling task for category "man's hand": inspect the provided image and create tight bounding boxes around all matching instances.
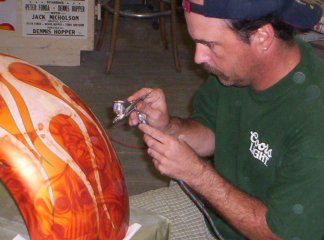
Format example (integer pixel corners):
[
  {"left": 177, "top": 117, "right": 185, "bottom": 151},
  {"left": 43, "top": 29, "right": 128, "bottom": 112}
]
[
  {"left": 138, "top": 123, "right": 206, "bottom": 181},
  {"left": 128, "top": 88, "right": 170, "bottom": 131},
  {"left": 127, "top": 88, "right": 215, "bottom": 157}
]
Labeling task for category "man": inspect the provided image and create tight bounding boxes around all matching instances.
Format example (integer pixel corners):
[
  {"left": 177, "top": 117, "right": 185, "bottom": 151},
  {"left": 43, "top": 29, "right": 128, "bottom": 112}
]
[{"left": 128, "top": 0, "right": 324, "bottom": 239}]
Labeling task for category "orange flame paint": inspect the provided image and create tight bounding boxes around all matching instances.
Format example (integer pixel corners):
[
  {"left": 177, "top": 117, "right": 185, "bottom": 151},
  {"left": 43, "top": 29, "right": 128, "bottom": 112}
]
[{"left": 0, "top": 54, "right": 129, "bottom": 239}]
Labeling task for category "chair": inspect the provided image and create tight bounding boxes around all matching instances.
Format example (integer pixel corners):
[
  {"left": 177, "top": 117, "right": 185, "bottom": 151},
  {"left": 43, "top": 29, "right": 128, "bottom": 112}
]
[{"left": 96, "top": 0, "right": 181, "bottom": 73}]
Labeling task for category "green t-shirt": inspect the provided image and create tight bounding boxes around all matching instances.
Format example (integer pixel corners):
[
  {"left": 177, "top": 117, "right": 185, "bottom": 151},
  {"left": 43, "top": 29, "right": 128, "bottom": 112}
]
[{"left": 191, "top": 40, "right": 324, "bottom": 240}]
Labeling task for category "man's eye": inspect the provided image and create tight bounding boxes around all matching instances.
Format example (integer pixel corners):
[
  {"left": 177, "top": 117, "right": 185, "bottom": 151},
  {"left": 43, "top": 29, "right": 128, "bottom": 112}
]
[
  {"left": 205, "top": 42, "right": 215, "bottom": 49},
  {"left": 203, "top": 43, "right": 217, "bottom": 50},
  {"left": 195, "top": 40, "right": 217, "bottom": 50}
]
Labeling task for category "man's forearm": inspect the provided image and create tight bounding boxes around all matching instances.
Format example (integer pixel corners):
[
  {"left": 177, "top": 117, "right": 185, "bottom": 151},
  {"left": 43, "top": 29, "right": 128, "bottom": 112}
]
[
  {"left": 185, "top": 162, "right": 281, "bottom": 240},
  {"left": 164, "top": 117, "right": 215, "bottom": 157}
]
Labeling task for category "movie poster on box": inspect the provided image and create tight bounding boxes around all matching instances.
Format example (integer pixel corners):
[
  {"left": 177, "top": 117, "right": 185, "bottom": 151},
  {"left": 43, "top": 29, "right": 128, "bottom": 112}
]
[
  {"left": 22, "top": 0, "right": 88, "bottom": 39},
  {"left": 0, "top": 0, "right": 17, "bottom": 31}
]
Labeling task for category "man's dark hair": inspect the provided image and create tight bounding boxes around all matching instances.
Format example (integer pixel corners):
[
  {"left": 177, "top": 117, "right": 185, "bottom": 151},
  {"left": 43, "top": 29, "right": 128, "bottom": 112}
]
[{"left": 228, "top": 15, "right": 302, "bottom": 44}]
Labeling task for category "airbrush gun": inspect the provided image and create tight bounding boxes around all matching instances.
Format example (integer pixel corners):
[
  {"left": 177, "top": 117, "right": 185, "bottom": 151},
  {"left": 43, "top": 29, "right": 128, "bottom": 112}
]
[{"left": 112, "top": 93, "right": 150, "bottom": 125}]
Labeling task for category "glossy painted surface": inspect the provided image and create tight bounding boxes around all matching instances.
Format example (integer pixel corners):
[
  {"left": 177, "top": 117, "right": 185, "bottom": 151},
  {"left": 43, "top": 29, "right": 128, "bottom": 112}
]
[{"left": 0, "top": 54, "right": 129, "bottom": 239}]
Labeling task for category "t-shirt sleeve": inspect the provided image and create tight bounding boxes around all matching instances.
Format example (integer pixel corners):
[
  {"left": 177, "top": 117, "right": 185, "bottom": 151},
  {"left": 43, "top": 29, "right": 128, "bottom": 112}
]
[
  {"left": 191, "top": 75, "right": 219, "bottom": 131},
  {"left": 265, "top": 129, "right": 324, "bottom": 239}
]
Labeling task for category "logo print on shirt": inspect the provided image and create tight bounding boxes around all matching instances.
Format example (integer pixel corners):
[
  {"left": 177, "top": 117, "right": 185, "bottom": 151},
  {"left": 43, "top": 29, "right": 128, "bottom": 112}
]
[{"left": 249, "top": 131, "right": 272, "bottom": 166}]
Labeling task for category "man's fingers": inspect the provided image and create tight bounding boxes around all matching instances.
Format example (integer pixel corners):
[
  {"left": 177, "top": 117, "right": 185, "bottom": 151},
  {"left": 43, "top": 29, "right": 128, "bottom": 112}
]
[
  {"left": 128, "top": 88, "right": 152, "bottom": 102},
  {"left": 148, "top": 148, "right": 162, "bottom": 162},
  {"left": 148, "top": 149, "right": 167, "bottom": 175},
  {"left": 143, "top": 132, "right": 166, "bottom": 154},
  {"left": 139, "top": 123, "right": 169, "bottom": 144},
  {"left": 128, "top": 111, "right": 139, "bottom": 126}
]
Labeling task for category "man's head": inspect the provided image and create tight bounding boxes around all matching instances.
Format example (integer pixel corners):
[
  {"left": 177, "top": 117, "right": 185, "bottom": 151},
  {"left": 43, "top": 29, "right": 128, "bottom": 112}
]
[{"left": 184, "top": 0, "right": 322, "bottom": 89}]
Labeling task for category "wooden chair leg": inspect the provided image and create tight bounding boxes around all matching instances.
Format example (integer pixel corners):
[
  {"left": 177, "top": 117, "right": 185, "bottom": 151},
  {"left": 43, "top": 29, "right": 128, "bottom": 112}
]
[
  {"left": 96, "top": 9, "right": 109, "bottom": 51},
  {"left": 170, "top": 0, "right": 181, "bottom": 72},
  {"left": 159, "top": 1, "right": 168, "bottom": 49},
  {"left": 106, "top": 0, "right": 121, "bottom": 73}
]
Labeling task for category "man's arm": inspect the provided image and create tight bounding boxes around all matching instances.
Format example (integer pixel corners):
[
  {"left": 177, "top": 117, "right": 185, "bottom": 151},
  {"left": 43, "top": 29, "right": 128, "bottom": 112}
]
[
  {"left": 139, "top": 123, "right": 281, "bottom": 240},
  {"left": 164, "top": 117, "right": 215, "bottom": 157},
  {"left": 185, "top": 162, "right": 281, "bottom": 240}
]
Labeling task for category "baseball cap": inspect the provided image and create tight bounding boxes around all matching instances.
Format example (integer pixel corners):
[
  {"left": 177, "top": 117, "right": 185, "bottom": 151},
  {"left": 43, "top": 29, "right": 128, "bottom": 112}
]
[{"left": 183, "top": 0, "right": 322, "bottom": 29}]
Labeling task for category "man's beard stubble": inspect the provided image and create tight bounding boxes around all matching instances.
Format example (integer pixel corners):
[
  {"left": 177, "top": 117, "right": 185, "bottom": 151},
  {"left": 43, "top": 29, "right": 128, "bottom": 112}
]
[{"left": 201, "top": 63, "right": 233, "bottom": 86}]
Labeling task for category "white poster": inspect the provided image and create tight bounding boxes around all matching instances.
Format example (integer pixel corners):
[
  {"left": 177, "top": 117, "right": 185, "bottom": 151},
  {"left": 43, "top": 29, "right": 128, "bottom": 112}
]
[
  {"left": 0, "top": 0, "right": 17, "bottom": 31},
  {"left": 22, "top": 0, "right": 88, "bottom": 39}
]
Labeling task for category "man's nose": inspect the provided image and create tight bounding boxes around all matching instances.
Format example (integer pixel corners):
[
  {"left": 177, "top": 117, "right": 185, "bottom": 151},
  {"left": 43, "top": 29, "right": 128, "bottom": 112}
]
[{"left": 194, "top": 44, "right": 210, "bottom": 65}]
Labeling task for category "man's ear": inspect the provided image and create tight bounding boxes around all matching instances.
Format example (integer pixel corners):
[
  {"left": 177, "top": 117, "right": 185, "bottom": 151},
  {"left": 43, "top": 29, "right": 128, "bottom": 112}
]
[{"left": 251, "top": 23, "right": 275, "bottom": 52}]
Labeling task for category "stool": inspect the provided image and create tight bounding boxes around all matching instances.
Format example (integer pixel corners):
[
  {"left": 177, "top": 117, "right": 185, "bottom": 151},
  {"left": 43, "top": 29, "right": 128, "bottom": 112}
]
[{"left": 96, "top": 0, "right": 181, "bottom": 73}]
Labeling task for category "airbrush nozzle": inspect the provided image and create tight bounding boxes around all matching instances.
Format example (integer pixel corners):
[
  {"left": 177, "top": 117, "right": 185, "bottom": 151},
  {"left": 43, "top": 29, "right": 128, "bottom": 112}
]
[{"left": 112, "top": 92, "right": 151, "bottom": 125}]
